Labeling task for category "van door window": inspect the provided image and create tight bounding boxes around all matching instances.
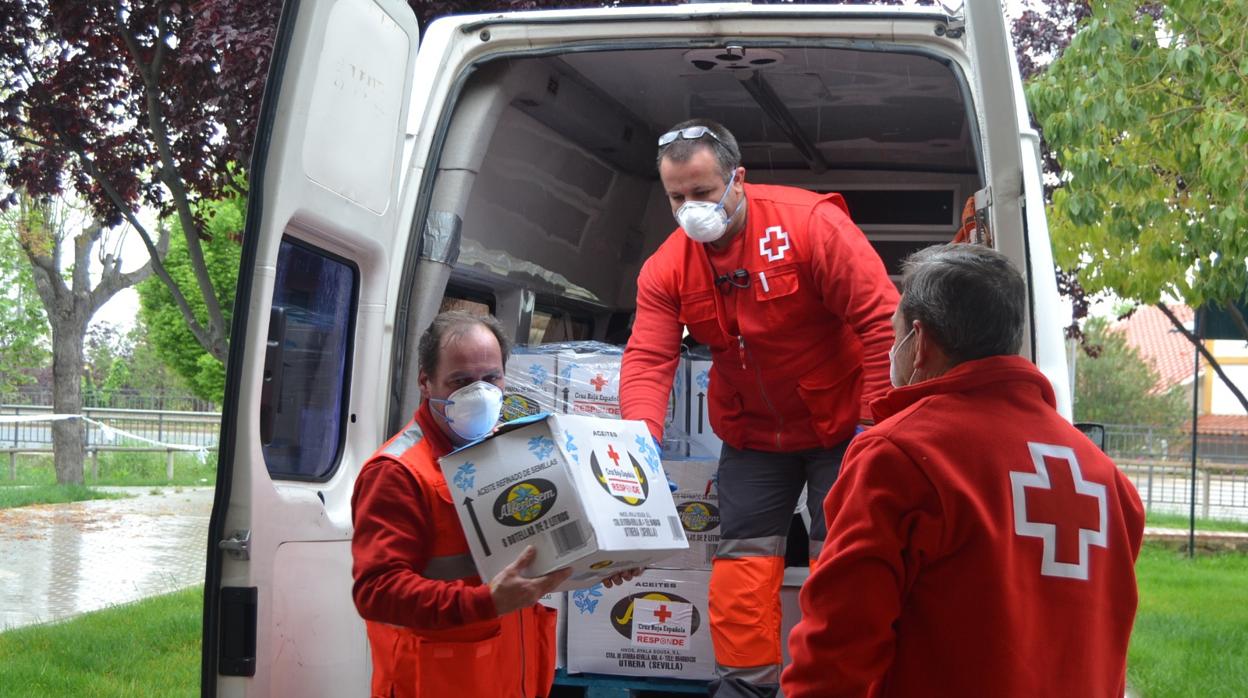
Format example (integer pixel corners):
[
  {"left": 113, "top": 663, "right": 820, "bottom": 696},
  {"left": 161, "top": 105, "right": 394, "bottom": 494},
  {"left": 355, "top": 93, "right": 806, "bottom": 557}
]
[{"left": 259, "top": 239, "right": 358, "bottom": 480}]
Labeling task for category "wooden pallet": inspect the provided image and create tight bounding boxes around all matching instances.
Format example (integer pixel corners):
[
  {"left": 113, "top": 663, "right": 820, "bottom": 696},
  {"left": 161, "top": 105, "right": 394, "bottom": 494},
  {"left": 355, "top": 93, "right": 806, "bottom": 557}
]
[{"left": 554, "top": 669, "right": 707, "bottom": 697}]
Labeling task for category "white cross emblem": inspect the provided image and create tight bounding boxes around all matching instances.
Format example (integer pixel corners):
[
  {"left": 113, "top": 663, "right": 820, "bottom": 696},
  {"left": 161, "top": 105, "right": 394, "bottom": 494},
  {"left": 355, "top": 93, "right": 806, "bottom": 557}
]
[
  {"left": 759, "top": 226, "right": 790, "bottom": 262},
  {"left": 1010, "top": 442, "right": 1108, "bottom": 581}
]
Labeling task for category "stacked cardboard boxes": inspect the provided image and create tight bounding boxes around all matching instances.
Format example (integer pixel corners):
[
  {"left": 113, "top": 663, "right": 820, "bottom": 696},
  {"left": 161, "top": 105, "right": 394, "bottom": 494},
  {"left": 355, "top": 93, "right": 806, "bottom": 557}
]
[{"left": 566, "top": 569, "right": 715, "bottom": 680}]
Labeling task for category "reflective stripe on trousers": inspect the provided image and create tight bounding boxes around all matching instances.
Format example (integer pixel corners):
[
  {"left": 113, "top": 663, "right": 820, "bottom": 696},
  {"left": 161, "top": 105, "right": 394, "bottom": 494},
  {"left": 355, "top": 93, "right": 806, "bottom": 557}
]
[{"left": 709, "top": 540, "right": 785, "bottom": 698}]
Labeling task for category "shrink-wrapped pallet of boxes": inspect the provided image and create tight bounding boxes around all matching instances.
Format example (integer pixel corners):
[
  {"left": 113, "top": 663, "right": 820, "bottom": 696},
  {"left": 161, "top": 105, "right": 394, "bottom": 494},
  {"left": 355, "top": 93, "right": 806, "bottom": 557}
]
[{"left": 502, "top": 349, "right": 560, "bottom": 421}]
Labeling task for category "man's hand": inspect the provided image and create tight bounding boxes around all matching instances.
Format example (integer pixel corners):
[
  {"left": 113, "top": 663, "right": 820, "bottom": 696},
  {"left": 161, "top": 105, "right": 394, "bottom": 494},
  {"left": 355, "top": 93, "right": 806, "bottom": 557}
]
[
  {"left": 489, "top": 545, "right": 573, "bottom": 616},
  {"left": 601, "top": 567, "right": 645, "bottom": 589}
]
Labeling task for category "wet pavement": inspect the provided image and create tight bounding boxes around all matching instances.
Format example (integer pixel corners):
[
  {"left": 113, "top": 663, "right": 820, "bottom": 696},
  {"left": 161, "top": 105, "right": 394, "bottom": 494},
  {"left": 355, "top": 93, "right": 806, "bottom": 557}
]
[{"left": 0, "top": 487, "right": 213, "bottom": 631}]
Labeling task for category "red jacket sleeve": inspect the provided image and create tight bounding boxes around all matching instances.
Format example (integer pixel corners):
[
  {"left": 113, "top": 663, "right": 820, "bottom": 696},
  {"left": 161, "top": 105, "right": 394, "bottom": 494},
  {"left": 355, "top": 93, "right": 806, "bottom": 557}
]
[
  {"left": 781, "top": 435, "right": 943, "bottom": 698},
  {"left": 621, "top": 250, "right": 685, "bottom": 441},
  {"left": 351, "top": 457, "right": 496, "bottom": 630},
  {"left": 807, "top": 200, "right": 899, "bottom": 422}
]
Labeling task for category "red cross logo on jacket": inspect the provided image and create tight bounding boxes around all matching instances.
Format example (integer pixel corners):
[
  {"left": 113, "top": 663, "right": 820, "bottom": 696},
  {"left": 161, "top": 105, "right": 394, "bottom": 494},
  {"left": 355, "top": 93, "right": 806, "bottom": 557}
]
[
  {"left": 1010, "top": 442, "right": 1108, "bottom": 581},
  {"left": 759, "top": 226, "right": 790, "bottom": 262}
]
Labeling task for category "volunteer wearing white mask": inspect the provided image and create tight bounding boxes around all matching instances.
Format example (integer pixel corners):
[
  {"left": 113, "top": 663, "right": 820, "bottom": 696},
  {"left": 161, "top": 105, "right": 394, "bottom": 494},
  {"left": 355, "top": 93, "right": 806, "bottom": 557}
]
[
  {"left": 621, "top": 119, "right": 898, "bottom": 698},
  {"left": 352, "top": 311, "right": 638, "bottom": 698}
]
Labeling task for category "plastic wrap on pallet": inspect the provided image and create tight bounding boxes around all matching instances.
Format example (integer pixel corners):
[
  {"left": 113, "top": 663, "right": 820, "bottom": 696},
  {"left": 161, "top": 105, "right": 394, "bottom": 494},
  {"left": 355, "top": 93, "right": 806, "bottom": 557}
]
[
  {"left": 504, "top": 341, "right": 711, "bottom": 460},
  {"left": 671, "top": 348, "right": 723, "bottom": 459},
  {"left": 554, "top": 341, "right": 624, "bottom": 419},
  {"left": 502, "top": 349, "right": 561, "bottom": 421}
]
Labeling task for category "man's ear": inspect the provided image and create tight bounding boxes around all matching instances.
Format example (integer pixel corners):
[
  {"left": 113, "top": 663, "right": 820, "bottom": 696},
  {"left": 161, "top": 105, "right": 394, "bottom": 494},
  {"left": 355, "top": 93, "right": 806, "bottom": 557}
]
[
  {"left": 911, "top": 321, "right": 948, "bottom": 375},
  {"left": 417, "top": 370, "right": 430, "bottom": 399}
]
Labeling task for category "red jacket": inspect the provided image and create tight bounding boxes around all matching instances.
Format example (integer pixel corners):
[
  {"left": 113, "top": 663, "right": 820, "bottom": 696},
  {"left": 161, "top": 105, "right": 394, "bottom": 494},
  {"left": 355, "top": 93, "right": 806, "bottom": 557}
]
[
  {"left": 782, "top": 356, "right": 1145, "bottom": 698},
  {"left": 352, "top": 402, "right": 557, "bottom": 697},
  {"left": 621, "top": 183, "right": 897, "bottom": 452}
]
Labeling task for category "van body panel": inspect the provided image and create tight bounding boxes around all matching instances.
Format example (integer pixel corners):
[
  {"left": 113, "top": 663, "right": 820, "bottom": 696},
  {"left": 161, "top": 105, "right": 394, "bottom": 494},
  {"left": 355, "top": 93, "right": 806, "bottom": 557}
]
[
  {"left": 205, "top": 0, "right": 419, "bottom": 696},
  {"left": 207, "top": 3, "right": 1070, "bottom": 696}
]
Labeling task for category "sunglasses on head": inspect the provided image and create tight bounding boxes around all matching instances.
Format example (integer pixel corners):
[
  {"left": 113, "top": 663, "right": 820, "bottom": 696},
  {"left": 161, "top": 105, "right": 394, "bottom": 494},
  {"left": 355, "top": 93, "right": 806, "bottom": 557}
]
[{"left": 657, "top": 126, "right": 722, "bottom": 147}]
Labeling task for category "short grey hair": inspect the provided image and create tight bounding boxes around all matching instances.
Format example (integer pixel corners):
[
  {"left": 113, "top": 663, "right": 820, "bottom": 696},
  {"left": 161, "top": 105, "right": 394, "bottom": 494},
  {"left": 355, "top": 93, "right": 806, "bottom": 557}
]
[
  {"left": 656, "top": 118, "right": 741, "bottom": 182},
  {"left": 417, "top": 310, "right": 511, "bottom": 378},
  {"left": 898, "top": 243, "right": 1026, "bottom": 364}
]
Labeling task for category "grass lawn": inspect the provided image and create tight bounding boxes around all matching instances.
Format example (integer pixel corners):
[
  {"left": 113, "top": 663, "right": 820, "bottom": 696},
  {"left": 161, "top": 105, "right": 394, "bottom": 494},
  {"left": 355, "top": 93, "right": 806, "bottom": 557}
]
[
  {"left": 2, "top": 451, "right": 217, "bottom": 490},
  {"left": 1128, "top": 544, "right": 1248, "bottom": 697},
  {"left": 0, "top": 484, "right": 125, "bottom": 510},
  {"left": 0, "top": 546, "right": 1242, "bottom": 697},
  {"left": 0, "top": 587, "right": 202, "bottom": 697},
  {"left": 1144, "top": 511, "right": 1248, "bottom": 533}
]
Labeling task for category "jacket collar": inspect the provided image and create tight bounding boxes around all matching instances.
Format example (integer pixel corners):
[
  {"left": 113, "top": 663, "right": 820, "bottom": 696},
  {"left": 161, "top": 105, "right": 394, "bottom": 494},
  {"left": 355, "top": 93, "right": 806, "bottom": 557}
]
[
  {"left": 415, "top": 400, "right": 455, "bottom": 459},
  {"left": 870, "top": 354, "right": 1057, "bottom": 423}
]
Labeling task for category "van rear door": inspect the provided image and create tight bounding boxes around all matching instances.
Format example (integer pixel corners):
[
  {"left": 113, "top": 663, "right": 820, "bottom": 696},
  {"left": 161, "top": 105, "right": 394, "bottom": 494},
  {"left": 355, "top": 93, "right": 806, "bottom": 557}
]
[
  {"left": 962, "top": 0, "right": 1071, "bottom": 415},
  {"left": 201, "top": 1, "right": 420, "bottom": 696}
]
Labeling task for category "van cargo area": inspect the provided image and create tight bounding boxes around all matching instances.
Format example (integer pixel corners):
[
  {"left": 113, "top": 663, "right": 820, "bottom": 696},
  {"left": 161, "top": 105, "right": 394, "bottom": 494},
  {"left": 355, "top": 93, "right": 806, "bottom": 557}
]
[{"left": 429, "top": 44, "right": 981, "bottom": 345}]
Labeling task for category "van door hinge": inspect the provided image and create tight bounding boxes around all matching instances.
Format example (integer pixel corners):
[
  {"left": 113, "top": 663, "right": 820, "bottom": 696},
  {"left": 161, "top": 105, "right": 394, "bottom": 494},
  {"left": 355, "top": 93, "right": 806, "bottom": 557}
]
[
  {"left": 971, "top": 186, "right": 995, "bottom": 247},
  {"left": 218, "top": 530, "right": 252, "bottom": 560},
  {"left": 936, "top": 2, "right": 965, "bottom": 38}
]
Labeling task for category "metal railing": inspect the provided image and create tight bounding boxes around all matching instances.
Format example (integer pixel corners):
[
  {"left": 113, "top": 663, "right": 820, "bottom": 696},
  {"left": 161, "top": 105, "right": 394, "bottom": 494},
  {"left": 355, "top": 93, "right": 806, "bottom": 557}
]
[
  {"left": 1102, "top": 424, "right": 1248, "bottom": 465},
  {"left": 0, "top": 390, "right": 218, "bottom": 413},
  {"left": 1, "top": 404, "right": 222, "bottom": 482}
]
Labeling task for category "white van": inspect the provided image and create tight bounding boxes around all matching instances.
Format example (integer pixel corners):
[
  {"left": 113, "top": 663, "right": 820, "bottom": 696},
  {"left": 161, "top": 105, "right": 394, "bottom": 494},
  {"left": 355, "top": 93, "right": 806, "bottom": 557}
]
[{"left": 201, "top": 1, "right": 1070, "bottom": 695}]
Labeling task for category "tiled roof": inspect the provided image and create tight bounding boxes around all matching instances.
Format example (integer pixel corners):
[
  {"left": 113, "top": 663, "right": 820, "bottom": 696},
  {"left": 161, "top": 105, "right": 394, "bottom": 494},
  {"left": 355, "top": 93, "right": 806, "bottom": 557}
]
[
  {"left": 1117, "top": 305, "right": 1203, "bottom": 391},
  {"left": 1197, "top": 414, "right": 1248, "bottom": 435}
]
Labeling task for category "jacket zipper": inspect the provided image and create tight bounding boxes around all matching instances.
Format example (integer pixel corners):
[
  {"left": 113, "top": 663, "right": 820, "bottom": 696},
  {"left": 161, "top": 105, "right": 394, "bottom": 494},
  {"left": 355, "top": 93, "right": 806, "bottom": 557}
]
[
  {"left": 519, "top": 609, "right": 527, "bottom": 696},
  {"left": 739, "top": 335, "right": 784, "bottom": 450}
]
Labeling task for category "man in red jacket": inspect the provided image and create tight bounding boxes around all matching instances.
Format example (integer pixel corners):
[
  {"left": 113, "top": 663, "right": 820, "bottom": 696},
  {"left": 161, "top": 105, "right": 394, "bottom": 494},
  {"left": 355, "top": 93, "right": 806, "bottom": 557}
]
[
  {"left": 782, "top": 244, "right": 1145, "bottom": 698},
  {"left": 352, "top": 311, "right": 635, "bottom": 697},
  {"left": 620, "top": 119, "right": 898, "bottom": 697}
]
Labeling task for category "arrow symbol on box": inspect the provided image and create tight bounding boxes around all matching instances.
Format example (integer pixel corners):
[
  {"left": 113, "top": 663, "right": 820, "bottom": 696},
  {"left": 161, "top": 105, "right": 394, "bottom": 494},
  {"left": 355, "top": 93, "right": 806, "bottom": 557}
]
[
  {"left": 462, "top": 497, "right": 491, "bottom": 556},
  {"left": 697, "top": 393, "right": 705, "bottom": 434}
]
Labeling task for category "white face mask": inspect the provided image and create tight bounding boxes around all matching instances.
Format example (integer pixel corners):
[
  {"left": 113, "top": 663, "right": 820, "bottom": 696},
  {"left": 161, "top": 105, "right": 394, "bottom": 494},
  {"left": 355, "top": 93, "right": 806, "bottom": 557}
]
[
  {"left": 430, "top": 381, "right": 503, "bottom": 442},
  {"left": 676, "top": 170, "right": 744, "bottom": 244},
  {"left": 889, "top": 327, "right": 917, "bottom": 388}
]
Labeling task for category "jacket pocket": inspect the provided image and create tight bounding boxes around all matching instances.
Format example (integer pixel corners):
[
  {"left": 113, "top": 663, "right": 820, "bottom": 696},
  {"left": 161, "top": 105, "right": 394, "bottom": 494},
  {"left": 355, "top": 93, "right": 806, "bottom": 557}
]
[
  {"left": 679, "top": 291, "right": 720, "bottom": 345},
  {"left": 795, "top": 367, "right": 859, "bottom": 448},
  {"left": 752, "top": 265, "right": 800, "bottom": 302},
  {"left": 528, "top": 604, "right": 560, "bottom": 697},
  {"left": 412, "top": 626, "right": 506, "bottom": 697}
]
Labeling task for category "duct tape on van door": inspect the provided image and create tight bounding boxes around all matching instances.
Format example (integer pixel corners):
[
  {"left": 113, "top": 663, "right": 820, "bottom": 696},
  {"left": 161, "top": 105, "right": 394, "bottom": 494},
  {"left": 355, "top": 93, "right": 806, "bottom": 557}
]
[{"left": 421, "top": 211, "right": 462, "bottom": 265}]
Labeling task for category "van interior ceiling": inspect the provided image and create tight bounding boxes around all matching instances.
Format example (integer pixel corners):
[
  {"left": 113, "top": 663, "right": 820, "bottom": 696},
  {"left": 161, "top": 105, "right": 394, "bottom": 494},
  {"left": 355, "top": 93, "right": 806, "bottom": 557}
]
[{"left": 408, "top": 43, "right": 982, "bottom": 412}]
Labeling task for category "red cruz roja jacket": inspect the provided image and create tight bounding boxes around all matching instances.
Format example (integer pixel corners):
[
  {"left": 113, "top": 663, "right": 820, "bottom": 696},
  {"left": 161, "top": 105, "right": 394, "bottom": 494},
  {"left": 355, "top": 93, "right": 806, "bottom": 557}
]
[{"left": 622, "top": 183, "right": 898, "bottom": 452}]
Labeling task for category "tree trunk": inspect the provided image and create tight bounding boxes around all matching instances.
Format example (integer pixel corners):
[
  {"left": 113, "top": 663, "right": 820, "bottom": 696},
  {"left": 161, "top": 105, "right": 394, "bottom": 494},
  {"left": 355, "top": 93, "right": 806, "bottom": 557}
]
[{"left": 51, "top": 315, "right": 89, "bottom": 485}]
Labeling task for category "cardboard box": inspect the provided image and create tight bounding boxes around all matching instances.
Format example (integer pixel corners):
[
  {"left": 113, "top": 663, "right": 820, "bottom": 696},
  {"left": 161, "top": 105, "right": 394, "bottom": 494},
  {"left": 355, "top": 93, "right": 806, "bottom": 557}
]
[
  {"left": 502, "top": 351, "right": 560, "bottom": 421},
  {"left": 651, "top": 458, "right": 720, "bottom": 571},
  {"left": 538, "top": 592, "right": 567, "bottom": 669},
  {"left": 673, "top": 357, "right": 722, "bottom": 459},
  {"left": 566, "top": 569, "right": 714, "bottom": 680},
  {"left": 559, "top": 350, "right": 622, "bottom": 418},
  {"left": 440, "top": 414, "right": 687, "bottom": 592}
]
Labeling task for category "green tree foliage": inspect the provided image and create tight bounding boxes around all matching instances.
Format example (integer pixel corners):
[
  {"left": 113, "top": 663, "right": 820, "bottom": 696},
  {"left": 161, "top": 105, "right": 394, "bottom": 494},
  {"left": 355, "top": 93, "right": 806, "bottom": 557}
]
[
  {"left": 0, "top": 208, "right": 49, "bottom": 394},
  {"left": 1027, "top": 0, "right": 1248, "bottom": 327},
  {"left": 82, "top": 322, "right": 198, "bottom": 408},
  {"left": 1075, "top": 316, "right": 1188, "bottom": 427},
  {"left": 137, "top": 186, "right": 243, "bottom": 404}
]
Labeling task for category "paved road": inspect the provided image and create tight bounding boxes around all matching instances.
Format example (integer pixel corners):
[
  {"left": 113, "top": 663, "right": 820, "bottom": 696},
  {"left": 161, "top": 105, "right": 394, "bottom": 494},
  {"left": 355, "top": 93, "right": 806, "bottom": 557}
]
[{"left": 0, "top": 487, "right": 213, "bottom": 631}]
